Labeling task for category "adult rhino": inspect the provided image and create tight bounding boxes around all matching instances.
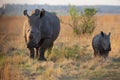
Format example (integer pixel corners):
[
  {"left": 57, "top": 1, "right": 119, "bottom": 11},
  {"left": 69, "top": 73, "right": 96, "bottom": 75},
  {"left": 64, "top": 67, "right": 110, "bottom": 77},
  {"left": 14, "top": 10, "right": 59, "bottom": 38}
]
[
  {"left": 92, "top": 31, "right": 111, "bottom": 58},
  {"left": 23, "top": 9, "right": 60, "bottom": 61}
]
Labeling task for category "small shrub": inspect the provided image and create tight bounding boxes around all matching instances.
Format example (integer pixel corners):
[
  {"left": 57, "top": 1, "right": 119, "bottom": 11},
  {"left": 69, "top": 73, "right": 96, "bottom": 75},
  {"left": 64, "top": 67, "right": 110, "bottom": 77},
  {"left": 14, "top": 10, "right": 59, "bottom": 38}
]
[
  {"left": 68, "top": 5, "right": 97, "bottom": 35},
  {"left": 0, "top": 54, "right": 5, "bottom": 66},
  {"left": 48, "top": 48, "right": 63, "bottom": 61},
  {"left": 48, "top": 44, "right": 80, "bottom": 61},
  {"left": 64, "top": 45, "right": 80, "bottom": 60},
  {"left": 68, "top": 5, "right": 81, "bottom": 35},
  {"left": 80, "top": 8, "right": 97, "bottom": 34}
]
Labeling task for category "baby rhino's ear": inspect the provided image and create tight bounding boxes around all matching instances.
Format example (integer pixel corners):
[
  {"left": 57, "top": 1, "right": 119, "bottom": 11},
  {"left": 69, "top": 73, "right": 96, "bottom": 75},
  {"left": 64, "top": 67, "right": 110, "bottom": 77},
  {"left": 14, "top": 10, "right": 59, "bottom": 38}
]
[
  {"left": 101, "top": 31, "right": 104, "bottom": 37},
  {"left": 108, "top": 32, "right": 111, "bottom": 37}
]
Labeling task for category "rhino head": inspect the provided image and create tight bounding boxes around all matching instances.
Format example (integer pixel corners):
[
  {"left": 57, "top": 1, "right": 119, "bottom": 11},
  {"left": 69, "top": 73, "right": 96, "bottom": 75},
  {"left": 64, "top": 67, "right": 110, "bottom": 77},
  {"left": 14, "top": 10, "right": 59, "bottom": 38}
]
[
  {"left": 101, "top": 31, "right": 111, "bottom": 52},
  {"left": 23, "top": 9, "right": 45, "bottom": 48}
]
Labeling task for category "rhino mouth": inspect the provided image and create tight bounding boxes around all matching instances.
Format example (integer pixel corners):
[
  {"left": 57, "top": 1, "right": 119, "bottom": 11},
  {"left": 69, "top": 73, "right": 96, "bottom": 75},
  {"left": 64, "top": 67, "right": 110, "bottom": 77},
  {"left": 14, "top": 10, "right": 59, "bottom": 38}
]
[
  {"left": 101, "top": 50, "right": 110, "bottom": 54},
  {"left": 27, "top": 42, "right": 38, "bottom": 48},
  {"left": 104, "top": 48, "right": 111, "bottom": 52}
]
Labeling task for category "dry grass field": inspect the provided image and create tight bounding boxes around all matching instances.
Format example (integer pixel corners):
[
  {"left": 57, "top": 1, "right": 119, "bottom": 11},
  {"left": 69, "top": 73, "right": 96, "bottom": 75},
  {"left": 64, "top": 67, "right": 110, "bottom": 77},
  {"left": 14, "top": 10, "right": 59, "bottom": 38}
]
[{"left": 0, "top": 15, "right": 120, "bottom": 80}]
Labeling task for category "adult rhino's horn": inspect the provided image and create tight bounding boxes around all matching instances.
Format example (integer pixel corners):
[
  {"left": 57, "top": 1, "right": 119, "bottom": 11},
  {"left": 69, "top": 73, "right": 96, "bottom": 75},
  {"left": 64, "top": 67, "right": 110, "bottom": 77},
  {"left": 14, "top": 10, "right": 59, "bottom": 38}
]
[{"left": 24, "top": 10, "right": 30, "bottom": 17}]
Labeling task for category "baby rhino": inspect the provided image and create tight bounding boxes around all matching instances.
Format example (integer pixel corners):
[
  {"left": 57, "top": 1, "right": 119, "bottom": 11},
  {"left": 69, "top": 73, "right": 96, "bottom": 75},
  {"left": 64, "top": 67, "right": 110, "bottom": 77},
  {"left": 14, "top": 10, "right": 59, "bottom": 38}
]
[{"left": 92, "top": 31, "right": 111, "bottom": 58}]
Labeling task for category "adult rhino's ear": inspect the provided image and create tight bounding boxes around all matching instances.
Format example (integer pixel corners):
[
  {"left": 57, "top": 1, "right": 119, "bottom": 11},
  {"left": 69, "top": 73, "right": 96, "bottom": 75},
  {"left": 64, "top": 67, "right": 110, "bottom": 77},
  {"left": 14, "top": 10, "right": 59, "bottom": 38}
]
[
  {"left": 23, "top": 10, "right": 30, "bottom": 18},
  {"left": 108, "top": 32, "right": 111, "bottom": 37},
  {"left": 34, "top": 9, "right": 40, "bottom": 16},
  {"left": 101, "top": 31, "right": 104, "bottom": 37},
  {"left": 40, "top": 9, "right": 45, "bottom": 18}
]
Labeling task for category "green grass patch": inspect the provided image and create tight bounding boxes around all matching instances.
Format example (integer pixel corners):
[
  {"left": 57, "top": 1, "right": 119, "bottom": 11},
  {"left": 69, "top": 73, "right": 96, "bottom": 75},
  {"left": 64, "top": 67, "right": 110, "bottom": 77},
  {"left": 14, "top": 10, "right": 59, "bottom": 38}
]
[
  {"left": 37, "top": 66, "right": 45, "bottom": 74},
  {"left": 0, "top": 54, "right": 5, "bottom": 66}
]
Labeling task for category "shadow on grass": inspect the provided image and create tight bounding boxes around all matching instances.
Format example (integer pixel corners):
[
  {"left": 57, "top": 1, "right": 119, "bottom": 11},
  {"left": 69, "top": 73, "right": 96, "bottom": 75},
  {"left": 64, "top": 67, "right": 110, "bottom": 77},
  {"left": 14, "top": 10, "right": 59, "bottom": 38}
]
[{"left": 112, "top": 57, "right": 120, "bottom": 63}]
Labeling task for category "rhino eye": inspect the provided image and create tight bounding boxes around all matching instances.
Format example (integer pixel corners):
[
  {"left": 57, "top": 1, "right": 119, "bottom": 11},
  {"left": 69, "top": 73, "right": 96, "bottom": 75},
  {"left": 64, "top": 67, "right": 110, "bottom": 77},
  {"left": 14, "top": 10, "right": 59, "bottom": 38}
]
[{"left": 27, "top": 29, "right": 30, "bottom": 32}]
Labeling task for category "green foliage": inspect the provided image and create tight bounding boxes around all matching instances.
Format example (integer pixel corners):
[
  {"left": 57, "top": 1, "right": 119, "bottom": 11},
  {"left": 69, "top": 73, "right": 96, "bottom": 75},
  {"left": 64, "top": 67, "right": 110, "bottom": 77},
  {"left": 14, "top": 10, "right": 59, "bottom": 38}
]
[
  {"left": 64, "top": 45, "right": 80, "bottom": 60},
  {"left": 80, "top": 8, "right": 97, "bottom": 34},
  {"left": 83, "top": 8, "right": 97, "bottom": 17},
  {"left": 0, "top": 54, "right": 5, "bottom": 66},
  {"left": 68, "top": 5, "right": 81, "bottom": 35},
  {"left": 69, "top": 5, "right": 78, "bottom": 21},
  {"left": 48, "top": 48, "right": 63, "bottom": 61},
  {"left": 50, "top": 12, "right": 56, "bottom": 15},
  {"left": 68, "top": 5, "right": 97, "bottom": 35},
  {"left": 48, "top": 44, "right": 80, "bottom": 61}
]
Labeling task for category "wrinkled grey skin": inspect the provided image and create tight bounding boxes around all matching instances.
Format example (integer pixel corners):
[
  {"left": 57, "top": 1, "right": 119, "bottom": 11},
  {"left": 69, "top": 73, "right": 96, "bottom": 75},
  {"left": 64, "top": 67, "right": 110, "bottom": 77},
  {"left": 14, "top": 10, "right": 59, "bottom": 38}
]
[
  {"left": 92, "top": 31, "right": 111, "bottom": 58},
  {"left": 23, "top": 9, "right": 60, "bottom": 61}
]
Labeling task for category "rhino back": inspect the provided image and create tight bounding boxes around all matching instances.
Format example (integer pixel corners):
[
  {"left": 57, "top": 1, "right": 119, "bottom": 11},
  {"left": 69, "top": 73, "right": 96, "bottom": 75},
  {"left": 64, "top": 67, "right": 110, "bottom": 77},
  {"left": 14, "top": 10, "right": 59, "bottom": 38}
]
[{"left": 40, "top": 11, "right": 60, "bottom": 41}]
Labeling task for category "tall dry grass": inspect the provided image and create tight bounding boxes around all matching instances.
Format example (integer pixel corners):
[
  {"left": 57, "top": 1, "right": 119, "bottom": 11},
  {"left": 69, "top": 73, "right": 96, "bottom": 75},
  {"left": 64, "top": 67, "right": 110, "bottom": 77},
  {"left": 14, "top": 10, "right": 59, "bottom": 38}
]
[{"left": 0, "top": 16, "right": 26, "bottom": 80}]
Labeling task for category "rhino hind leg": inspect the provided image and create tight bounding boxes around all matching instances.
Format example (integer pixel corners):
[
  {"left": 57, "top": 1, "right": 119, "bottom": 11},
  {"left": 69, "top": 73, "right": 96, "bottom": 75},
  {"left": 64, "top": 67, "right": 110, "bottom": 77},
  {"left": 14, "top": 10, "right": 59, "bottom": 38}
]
[
  {"left": 92, "top": 45, "right": 98, "bottom": 57},
  {"left": 46, "top": 43, "right": 53, "bottom": 59},
  {"left": 94, "top": 51, "right": 97, "bottom": 57},
  {"left": 93, "top": 49, "right": 99, "bottom": 57},
  {"left": 28, "top": 48, "right": 35, "bottom": 59},
  {"left": 48, "top": 43, "right": 53, "bottom": 54}
]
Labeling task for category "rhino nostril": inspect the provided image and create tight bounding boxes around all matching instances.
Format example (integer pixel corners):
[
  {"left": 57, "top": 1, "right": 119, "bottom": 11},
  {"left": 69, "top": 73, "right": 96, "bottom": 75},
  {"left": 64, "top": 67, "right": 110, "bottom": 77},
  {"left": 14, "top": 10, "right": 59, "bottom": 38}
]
[{"left": 29, "top": 34, "right": 33, "bottom": 40}]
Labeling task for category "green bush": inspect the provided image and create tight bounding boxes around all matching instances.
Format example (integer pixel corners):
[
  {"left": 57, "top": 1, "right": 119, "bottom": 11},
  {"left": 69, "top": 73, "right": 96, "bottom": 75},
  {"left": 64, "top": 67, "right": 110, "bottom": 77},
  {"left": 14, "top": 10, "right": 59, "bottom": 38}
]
[
  {"left": 47, "top": 44, "right": 80, "bottom": 61},
  {"left": 68, "top": 5, "right": 81, "bottom": 35},
  {"left": 64, "top": 45, "right": 80, "bottom": 60},
  {"left": 47, "top": 48, "right": 63, "bottom": 61},
  {"left": 68, "top": 5, "right": 97, "bottom": 35},
  {"left": 47, "top": 43, "right": 91, "bottom": 61},
  {"left": 80, "top": 8, "right": 97, "bottom": 34}
]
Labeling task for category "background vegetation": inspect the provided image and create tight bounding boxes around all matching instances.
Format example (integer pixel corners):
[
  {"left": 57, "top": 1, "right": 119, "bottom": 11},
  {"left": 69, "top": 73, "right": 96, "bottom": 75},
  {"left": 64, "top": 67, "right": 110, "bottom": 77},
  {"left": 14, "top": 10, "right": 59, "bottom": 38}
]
[{"left": 68, "top": 5, "right": 97, "bottom": 35}]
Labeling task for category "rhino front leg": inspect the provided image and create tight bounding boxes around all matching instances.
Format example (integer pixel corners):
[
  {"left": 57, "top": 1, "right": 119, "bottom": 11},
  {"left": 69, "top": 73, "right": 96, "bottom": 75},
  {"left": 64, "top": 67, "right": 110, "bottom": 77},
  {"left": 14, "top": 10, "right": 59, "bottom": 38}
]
[
  {"left": 38, "top": 39, "right": 52, "bottom": 61},
  {"left": 28, "top": 48, "right": 35, "bottom": 59},
  {"left": 38, "top": 48, "right": 47, "bottom": 61},
  {"left": 36, "top": 47, "right": 39, "bottom": 58}
]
